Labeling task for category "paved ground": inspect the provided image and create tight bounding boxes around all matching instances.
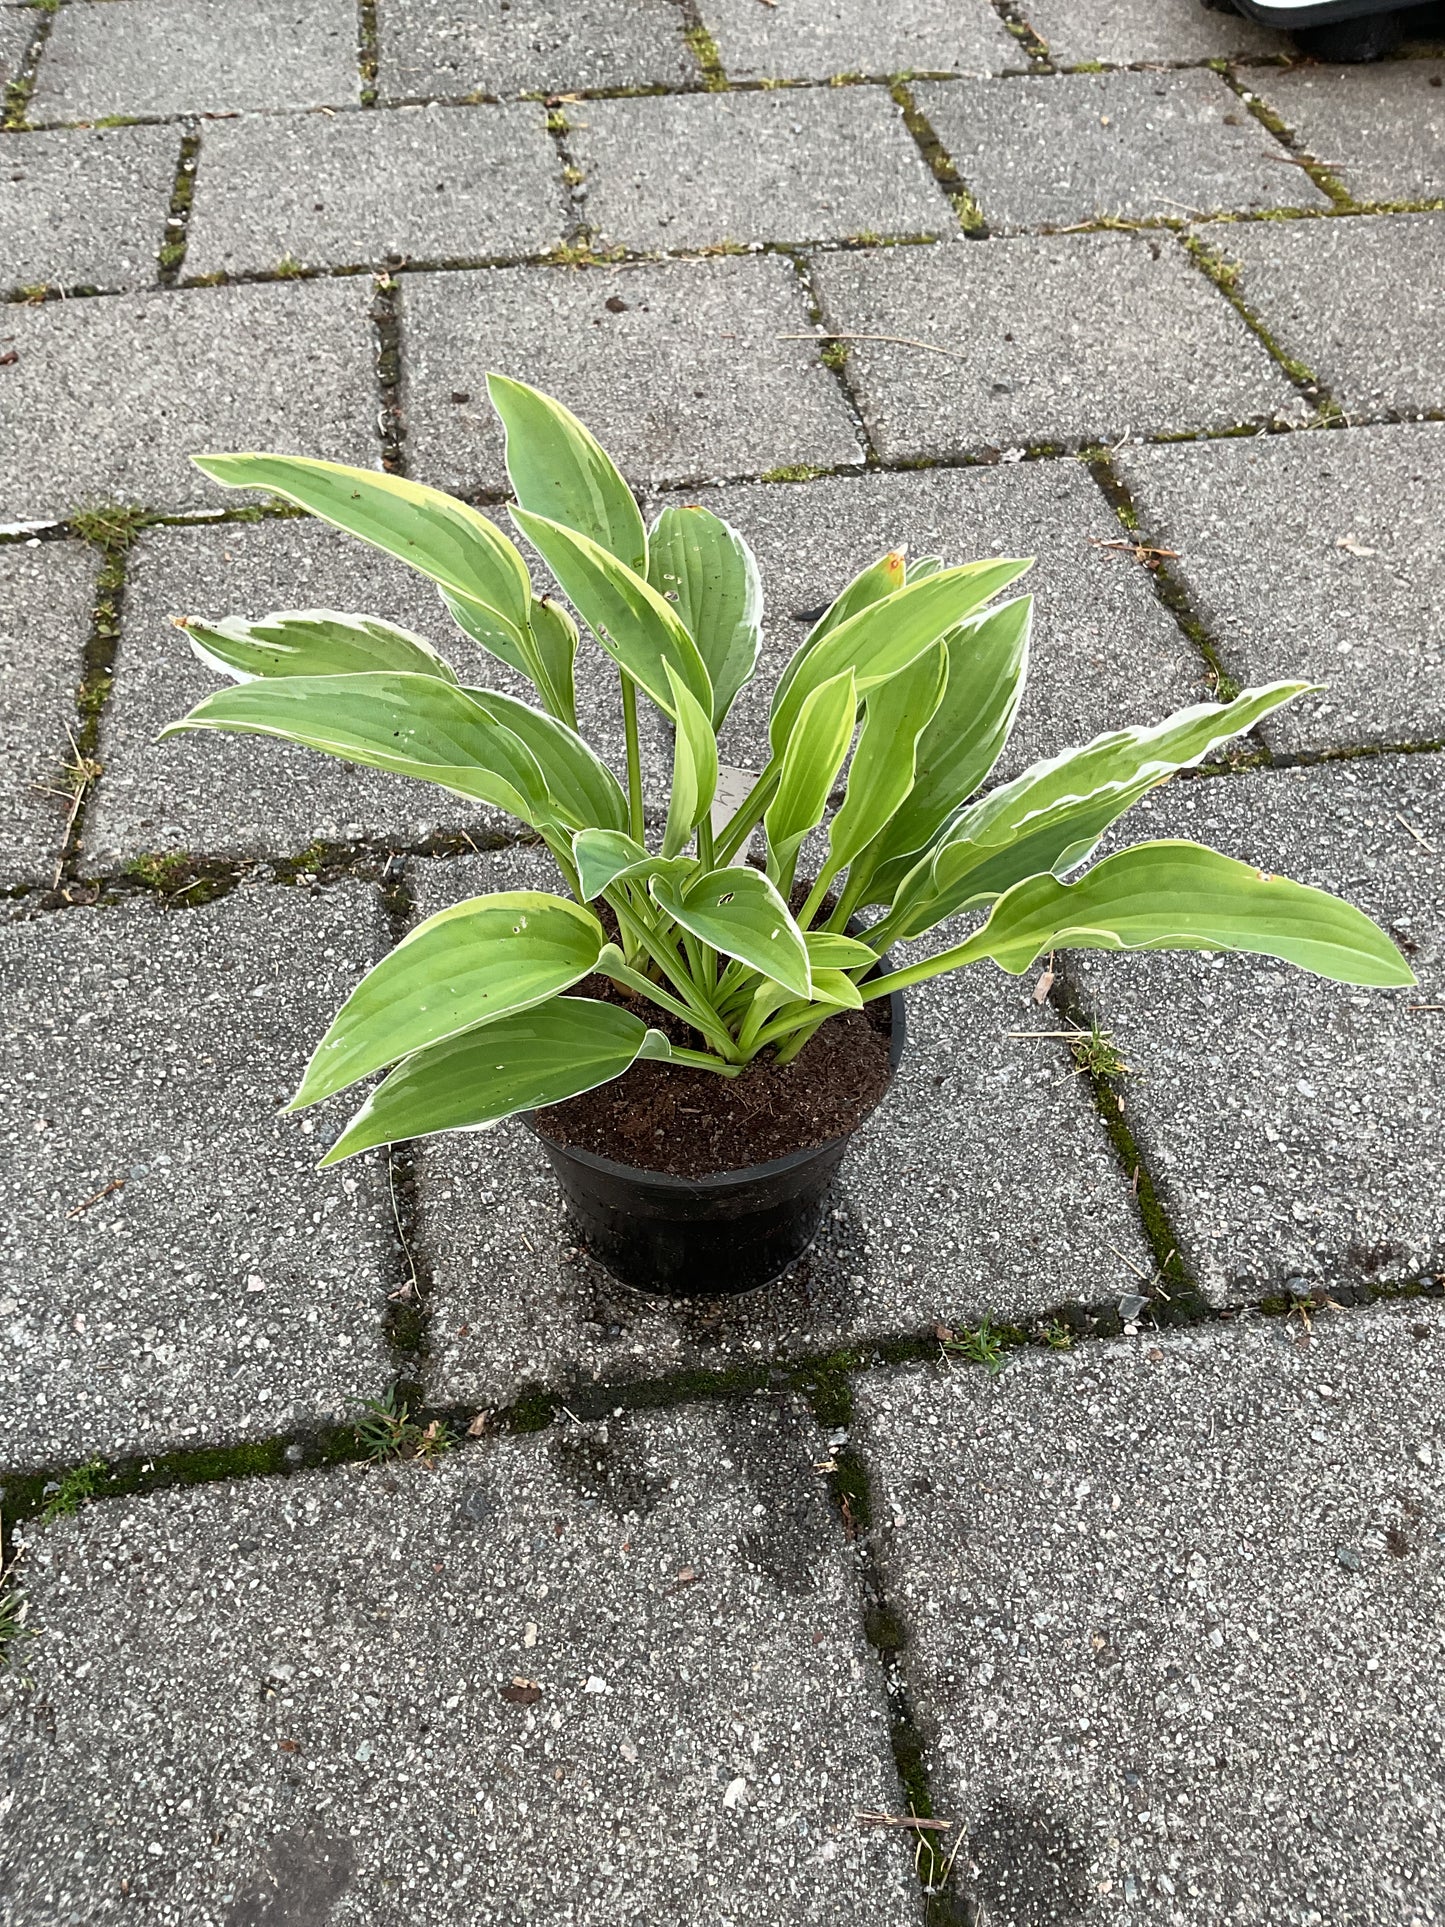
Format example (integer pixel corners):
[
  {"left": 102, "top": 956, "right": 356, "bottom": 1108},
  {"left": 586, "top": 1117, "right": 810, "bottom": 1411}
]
[{"left": 1, "top": 2, "right": 1443, "bottom": 1922}]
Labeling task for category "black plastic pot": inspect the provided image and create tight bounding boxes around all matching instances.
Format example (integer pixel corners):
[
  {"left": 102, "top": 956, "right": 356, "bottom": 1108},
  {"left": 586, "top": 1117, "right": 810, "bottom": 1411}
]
[{"left": 525, "top": 986, "right": 907, "bottom": 1298}]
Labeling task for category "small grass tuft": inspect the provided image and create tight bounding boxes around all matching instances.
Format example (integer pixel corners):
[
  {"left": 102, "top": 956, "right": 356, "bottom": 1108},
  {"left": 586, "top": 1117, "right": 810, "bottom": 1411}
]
[
  {"left": 272, "top": 253, "right": 307, "bottom": 280},
  {"left": 939, "top": 1319, "right": 1011, "bottom": 1374},
  {"left": 1041, "top": 1316, "right": 1075, "bottom": 1351},
  {"left": 1070, "top": 1021, "right": 1132, "bottom": 1080},
  {"left": 820, "top": 339, "right": 850, "bottom": 373},
  {"left": 354, "top": 1390, "right": 451, "bottom": 1465},
  {"left": 40, "top": 1455, "right": 109, "bottom": 1523}
]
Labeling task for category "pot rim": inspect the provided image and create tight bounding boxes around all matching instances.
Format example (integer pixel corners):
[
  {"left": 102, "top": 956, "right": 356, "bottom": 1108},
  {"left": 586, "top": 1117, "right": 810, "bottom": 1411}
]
[{"left": 524, "top": 980, "right": 908, "bottom": 1196}]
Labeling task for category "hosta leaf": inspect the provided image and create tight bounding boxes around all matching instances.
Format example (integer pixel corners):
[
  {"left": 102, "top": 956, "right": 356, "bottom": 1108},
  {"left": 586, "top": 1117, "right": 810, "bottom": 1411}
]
[
  {"left": 652, "top": 865, "right": 811, "bottom": 1001},
  {"left": 321, "top": 998, "right": 675, "bottom": 1163},
  {"left": 764, "top": 669, "right": 856, "bottom": 891},
  {"left": 848, "top": 594, "right": 1032, "bottom": 907},
  {"left": 182, "top": 610, "right": 460, "bottom": 685},
  {"left": 805, "top": 967, "right": 863, "bottom": 1010},
  {"left": 526, "top": 595, "right": 579, "bottom": 728},
  {"left": 769, "top": 558, "right": 1030, "bottom": 756},
  {"left": 441, "top": 587, "right": 535, "bottom": 683},
  {"left": 647, "top": 505, "right": 762, "bottom": 729},
  {"left": 662, "top": 662, "right": 719, "bottom": 860},
  {"left": 511, "top": 508, "right": 713, "bottom": 722},
  {"left": 886, "top": 681, "right": 1310, "bottom": 941},
  {"left": 805, "top": 930, "right": 877, "bottom": 970},
  {"left": 571, "top": 828, "right": 697, "bottom": 901},
  {"left": 487, "top": 373, "right": 647, "bottom": 574},
  {"left": 826, "top": 637, "right": 948, "bottom": 873},
  {"left": 292, "top": 892, "right": 606, "bottom": 1108},
  {"left": 464, "top": 686, "right": 628, "bottom": 834},
  {"left": 772, "top": 549, "right": 906, "bottom": 726},
  {"left": 939, "top": 841, "right": 1416, "bottom": 987},
  {"left": 161, "top": 672, "right": 546, "bottom": 826},
  {"left": 192, "top": 455, "right": 532, "bottom": 637}
]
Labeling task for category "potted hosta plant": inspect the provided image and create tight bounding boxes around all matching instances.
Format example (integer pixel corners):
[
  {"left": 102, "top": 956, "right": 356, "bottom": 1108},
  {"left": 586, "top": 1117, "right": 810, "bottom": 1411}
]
[{"left": 166, "top": 378, "right": 1413, "bottom": 1295}]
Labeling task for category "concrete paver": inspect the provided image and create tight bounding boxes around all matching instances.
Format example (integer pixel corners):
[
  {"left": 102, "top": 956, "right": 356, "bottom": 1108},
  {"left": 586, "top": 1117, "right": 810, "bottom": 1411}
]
[
  {"left": 1255, "top": 58, "right": 1445, "bottom": 206},
  {"left": 0, "top": 884, "right": 394, "bottom": 1468},
  {"left": 0, "top": 122, "right": 176, "bottom": 294},
  {"left": 856, "top": 1302, "right": 1445, "bottom": 1925},
  {"left": 1119, "top": 422, "right": 1445, "bottom": 755},
  {"left": 674, "top": 462, "right": 1207, "bottom": 783},
  {"left": 1022, "top": 0, "right": 1289, "bottom": 64},
  {"left": 1224, "top": 211, "right": 1445, "bottom": 421},
  {"left": 0, "top": 277, "right": 379, "bottom": 523},
  {"left": 698, "top": 0, "right": 1021, "bottom": 81},
  {"left": 568, "top": 87, "right": 951, "bottom": 252},
  {"left": 811, "top": 231, "right": 1299, "bottom": 461},
  {"left": 0, "top": 4, "right": 35, "bottom": 92},
  {"left": 30, "top": 0, "right": 360, "bottom": 120},
  {"left": 183, "top": 102, "right": 567, "bottom": 279},
  {"left": 412, "top": 849, "right": 1152, "bottom": 1413},
  {"left": 0, "top": 538, "right": 97, "bottom": 885},
  {"left": 916, "top": 70, "right": 1329, "bottom": 232},
  {"left": 1074, "top": 757, "right": 1444, "bottom": 1301},
  {"left": 0, "top": 1404, "right": 922, "bottom": 1926},
  {"left": 377, "top": 0, "right": 698, "bottom": 101},
  {"left": 402, "top": 256, "right": 863, "bottom": 494}
]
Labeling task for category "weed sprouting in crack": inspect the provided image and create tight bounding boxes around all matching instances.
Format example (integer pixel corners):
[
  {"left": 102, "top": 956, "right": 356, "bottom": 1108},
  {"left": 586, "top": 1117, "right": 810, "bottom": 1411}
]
[
  {"left": 890, "top": 80, "right": 988, "bottom": 236},
  {"left": 352, "top": 1388, "right": 452, "bottom": 1464},
  {"left": 39, "top": 1455, "right": 109, "bottom": 1522}
]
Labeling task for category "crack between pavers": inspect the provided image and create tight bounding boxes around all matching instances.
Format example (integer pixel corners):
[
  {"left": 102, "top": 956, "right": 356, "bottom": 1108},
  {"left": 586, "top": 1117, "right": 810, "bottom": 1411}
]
[
  {"left": 890, "top": 78, "right": 989, "bottom": 238},
  {"left": 1082, "top": 447, "right": 1253, "bottom": 706},
  {"left": 1221, "top": 67, "right": 1355, "bottom": 212},
  {"left": 989, "top": 0, "right": 1051, "bottom": 71},
  {"left": 155, "top": 124, "right": 200, "bottom": 287},
  {"left": 370, "top": 270, "right": 405, "bottom": 472},
  {"left": 1177, "top": 228, "right": 1339, "bottom": 418},
  {"left": 5, "top": 1279, "right": 1442, "bottom": 1525},
  {"left": 779, "top": 247, "right": 881, "bottom": 466},
  {"left": 6, "top": 198, "right": 1444, "bottom": 308},
  {"left": 357, "top": 0, "right": 379, "bottom": 108},
  {"left": 10, "top": 39, "right": 1445, "bottom": 142},
  {"left": 0, "top": 1, "right": 53, "bottom": 132}
]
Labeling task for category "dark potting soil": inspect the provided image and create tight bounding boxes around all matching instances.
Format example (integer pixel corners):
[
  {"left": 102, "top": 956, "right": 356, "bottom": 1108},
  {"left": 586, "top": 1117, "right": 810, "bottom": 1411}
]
[{"left": 533, "top": 977, "right": 895, "bottom": 1181}]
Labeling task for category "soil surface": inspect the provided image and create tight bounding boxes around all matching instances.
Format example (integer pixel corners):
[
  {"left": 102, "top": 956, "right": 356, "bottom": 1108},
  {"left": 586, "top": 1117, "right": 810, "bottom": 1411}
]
[{"left": 533, "top": 976, "right": 896, "bottom": 1180}]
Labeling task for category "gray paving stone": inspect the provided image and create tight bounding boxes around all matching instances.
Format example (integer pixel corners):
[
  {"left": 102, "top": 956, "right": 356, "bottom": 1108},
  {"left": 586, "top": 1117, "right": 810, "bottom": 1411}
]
[
  {"left": 0, "top": 1403, "right": 923, "bottom": 1926},
  {"left": 0, "top": 122, "right": 176, "bottom": 294},
  {"left": 673, "top": 462, "right": 1207, "bottom": 784},
  {"left": 0, "top": 278, "right": 378, "bottom": 523},
  {"left": 0, "top": 884, "right": 393, "bottom": 1468},
  {"left": 1022, "top": 0, "right": 1289, "bottom": 64},
  {"left": 89, "top": 519, "right": 493, "bottom": 864},
  {"left": 700, "top": 0, "right": 1020, "bottom": 79},
  {"left": 1223, "top": 211, "right": 1445, "bottom": 421},
  {"left": 183, "top": 102, "right": 567, "bottom": 280},
  {"left": 409, "top": 847, "right": 1152, "bottom": 1411},
  {"left": 377, "top": 0, "right": 697, "bottom": 101},
  {"left": 1118, "top": 423, "right": 1445, "bottom": 755},
  {"left": 0, "top": 4, "right": 35, "bottom": 92},
  {"left": 0, "top": 538, "right": 97, "bottom": 885},
  {"left": 402, "top": 256, "right": 864, "bottom": 495},
  {"left": 855, "top": 1301, "right": 1445, "bottom": 1925},
  {"left": 917, "top": 70, "right": 1329, "bottom": 232},
  {"left": 1073, "top": 757, "right": 1444, "bottom": 1301},
  {"left": 811, "top": 232, "right": 1299, "bottom": 461},
  {"left": 1253, "top": 59, "right": 1445, "bottom": 207},
  {"left": 85, "top": 516, "right": 658, "bottom": 865},
  {"left": 29, "top": 0, "right": 359, "bottom": 120},
  {"left": 569, "top": 88, "right": 951, "bottom": 253}
]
